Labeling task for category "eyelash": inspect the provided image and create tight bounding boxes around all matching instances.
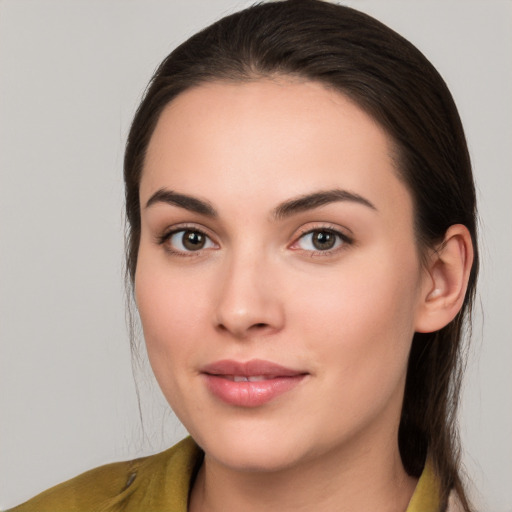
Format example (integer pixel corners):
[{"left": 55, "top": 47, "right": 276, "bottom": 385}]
[
  {"left": 157, "top": 224, "right": 353, "bottom": 257},
  {"left": 290, "top": 225, "right": 353, "bottom": 257},
  {"left": 157, "top": 224, "right": 217, "bottom": 257}
]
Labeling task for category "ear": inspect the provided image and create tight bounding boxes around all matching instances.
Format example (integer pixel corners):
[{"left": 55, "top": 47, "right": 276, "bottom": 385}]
[{"left": 415, "top": 224, "right": 474, "bottom": 333}]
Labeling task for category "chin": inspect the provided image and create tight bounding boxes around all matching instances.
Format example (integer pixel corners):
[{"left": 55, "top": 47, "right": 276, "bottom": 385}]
[
  {"left": 189, "top": 419, "right": 312, "bottom": 473},
  {"left": 209, "top": 441, "right": 304, "bottom": 473}
]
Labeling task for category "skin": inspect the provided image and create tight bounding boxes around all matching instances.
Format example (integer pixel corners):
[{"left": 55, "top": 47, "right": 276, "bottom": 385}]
[{"left": 135, "top": 78, "right": 445, "bottom": 511}]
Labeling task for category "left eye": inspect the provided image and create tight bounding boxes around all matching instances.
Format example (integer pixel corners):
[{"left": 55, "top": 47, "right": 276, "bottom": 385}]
[
  {"left": 168, "top": 229, "right": 216, "bottom": 252},
  {"left": 296, "top": 229, "right": 345, "bottom": 252}
]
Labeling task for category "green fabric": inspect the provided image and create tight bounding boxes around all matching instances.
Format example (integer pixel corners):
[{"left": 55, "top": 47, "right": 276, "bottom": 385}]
[
  {"left": 7, "top": 437, "right": 440, "bottom": 511},
  {"left": 7, "top": 438, "right": 202, "bottom": 512},
  {"left": 407, "top": 456, "right": 442, "bottom": 512}
]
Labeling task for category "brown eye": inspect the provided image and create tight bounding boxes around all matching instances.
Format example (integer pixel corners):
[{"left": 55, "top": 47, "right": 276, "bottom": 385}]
[
  {"left": 182, "top": 230, "right": 206, "bottom": 250},
  {"left": 167, "top": 229, "right": 216, "bottom": 252},
  {"left": 311, "top": 230, "right": 336, "bottom": 250},
  {"left": 296, "top": 229, "right": 346, "bottom": 252}
]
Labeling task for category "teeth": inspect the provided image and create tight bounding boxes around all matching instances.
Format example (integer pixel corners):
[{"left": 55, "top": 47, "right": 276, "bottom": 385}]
[{"left": 231, "top": 375, "right": 269, "bottom": 382}]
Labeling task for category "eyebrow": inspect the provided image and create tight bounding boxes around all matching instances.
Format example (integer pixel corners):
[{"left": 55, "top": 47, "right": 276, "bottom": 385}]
[
  {"left": 145, "top": 189, "right": 217, "bottom": 217},
  {"left": 273, "top": 189, "right": 377, "bottom": 219},
  {"left": 144, "top": 187, "right": 376, "bottom": 219}
]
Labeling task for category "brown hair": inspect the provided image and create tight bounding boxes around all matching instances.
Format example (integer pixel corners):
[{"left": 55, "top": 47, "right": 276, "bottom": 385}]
[{"left": 124, "top": 1, "right": 478, "bottom": 509}]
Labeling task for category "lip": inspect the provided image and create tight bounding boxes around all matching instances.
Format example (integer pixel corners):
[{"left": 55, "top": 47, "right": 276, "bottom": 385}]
[{"left": 201, "top": 359, "right": 308, "bottom": 407}]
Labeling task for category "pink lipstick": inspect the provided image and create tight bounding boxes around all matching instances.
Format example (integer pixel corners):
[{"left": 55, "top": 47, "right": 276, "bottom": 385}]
[{"left": 201, "top": 359, "right": 307, "bottom": 407}]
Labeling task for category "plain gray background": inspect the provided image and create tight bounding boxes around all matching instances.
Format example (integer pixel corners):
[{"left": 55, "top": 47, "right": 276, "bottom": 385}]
[{"left": 1, "top": 1, "right": 511, "bottom": 510}]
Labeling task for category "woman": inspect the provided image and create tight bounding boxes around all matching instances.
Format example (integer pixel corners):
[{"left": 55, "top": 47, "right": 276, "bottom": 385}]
[{"left": 7, "top": 1, "right": 478, "bottom": 511}]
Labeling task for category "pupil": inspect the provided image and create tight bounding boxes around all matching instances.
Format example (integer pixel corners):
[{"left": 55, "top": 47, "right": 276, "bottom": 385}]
[
  {"left": 183, "top": 231, "right": 205, "bottom": 250},
  {"left": 313, "top": 231, "right": 335, "bottom": 250}
]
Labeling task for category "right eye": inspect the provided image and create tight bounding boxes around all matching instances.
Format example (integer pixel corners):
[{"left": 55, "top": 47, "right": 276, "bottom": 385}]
[{"left": 163, "top": 229, "right": 217, "bottom": 254}]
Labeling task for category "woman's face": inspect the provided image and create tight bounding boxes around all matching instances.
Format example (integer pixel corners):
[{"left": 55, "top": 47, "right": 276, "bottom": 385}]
[{"left": 136, "top": 79, "right": 429, "bottom": 472}]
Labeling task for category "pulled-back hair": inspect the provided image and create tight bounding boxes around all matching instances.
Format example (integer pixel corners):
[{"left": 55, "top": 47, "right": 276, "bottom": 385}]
[{"left": 124, "top": 1, "right": 478, "bottom": 509}]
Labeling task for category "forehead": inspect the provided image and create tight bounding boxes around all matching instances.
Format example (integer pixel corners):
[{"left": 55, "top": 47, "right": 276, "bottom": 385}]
[{"left": 141, "top": 79, "right": 411, "bottom": 217}]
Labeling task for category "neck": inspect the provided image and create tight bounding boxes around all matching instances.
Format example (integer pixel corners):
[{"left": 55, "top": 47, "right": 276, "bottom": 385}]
[{"left": 189, "top": 432, "right": 417, "bottom": 512}]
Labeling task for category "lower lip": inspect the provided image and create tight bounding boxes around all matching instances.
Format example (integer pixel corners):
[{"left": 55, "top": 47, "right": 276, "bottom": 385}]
[{"left": 203, "top": 374, "right": 306, "bottom": 407}]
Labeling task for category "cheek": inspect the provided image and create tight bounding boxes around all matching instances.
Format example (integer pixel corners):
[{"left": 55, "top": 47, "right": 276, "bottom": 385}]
[
  {"left": 290, "top": 250, "right": 421, "bottom": 392},
  {"left": 134, "top": 254, "right": 211, "bottom": 382}
]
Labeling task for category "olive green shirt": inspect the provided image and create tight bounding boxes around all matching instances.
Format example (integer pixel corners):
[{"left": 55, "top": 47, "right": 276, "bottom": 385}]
[{"left": 7, "top": 437, "right": 442, "bottom": 512}]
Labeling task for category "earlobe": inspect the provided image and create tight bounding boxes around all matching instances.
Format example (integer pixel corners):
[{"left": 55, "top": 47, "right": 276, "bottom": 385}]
[{"left": 415, "top": 224, "right": 474, "bottom": 333}]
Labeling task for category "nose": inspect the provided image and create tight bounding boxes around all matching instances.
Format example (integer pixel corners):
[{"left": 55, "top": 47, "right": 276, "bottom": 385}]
[{"left": 213, "top": 251, "right": 285, "bottom": 339}]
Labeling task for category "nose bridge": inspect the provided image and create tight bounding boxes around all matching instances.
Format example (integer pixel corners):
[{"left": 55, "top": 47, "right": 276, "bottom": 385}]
[{"left": 214, "top": 243, "right": 284, "bottom": 338}]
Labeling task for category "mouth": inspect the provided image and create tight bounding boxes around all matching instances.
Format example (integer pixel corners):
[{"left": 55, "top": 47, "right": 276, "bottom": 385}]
[{"left": 200, "top": 359, "right": 308, "bottom": 407}]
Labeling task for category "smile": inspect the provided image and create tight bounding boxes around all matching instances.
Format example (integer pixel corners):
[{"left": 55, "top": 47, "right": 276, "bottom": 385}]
[{"left": 200, "top": 359, "right": 308, "bottom": 407}]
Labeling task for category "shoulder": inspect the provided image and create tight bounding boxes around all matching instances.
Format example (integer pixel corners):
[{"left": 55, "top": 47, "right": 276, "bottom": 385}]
[
  {"left": 406, "top": 456, "right": 467, "bottom": 512},
  {"left": 5, "top": 437, "right": 202, "bottom": 512},
  {"left": 6, "top": 458, "right": 138, "bottom": 512}
]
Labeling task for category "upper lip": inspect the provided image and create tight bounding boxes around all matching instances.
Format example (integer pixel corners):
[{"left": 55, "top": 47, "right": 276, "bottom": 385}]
[{"left": 201, "top": 359, "right": 307, "bottom": 378}]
